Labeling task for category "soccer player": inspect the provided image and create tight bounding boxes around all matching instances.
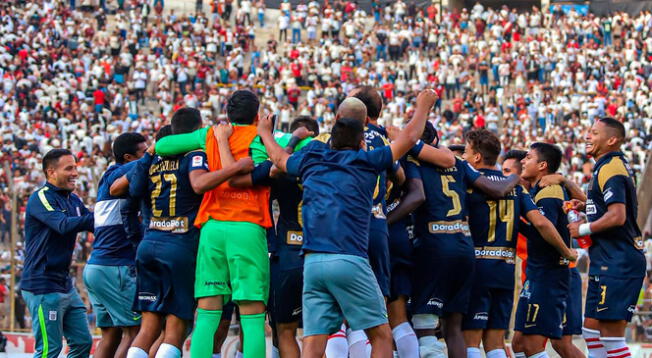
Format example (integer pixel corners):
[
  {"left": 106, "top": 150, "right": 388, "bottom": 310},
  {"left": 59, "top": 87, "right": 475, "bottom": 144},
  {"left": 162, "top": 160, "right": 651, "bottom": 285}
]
[
  {"left": 409, "top": 130, "right": 534, "bottom": 358},
  {"left": 512, "top": 142, "right": 579, "bottom": 358},
  {"left": 22, "top": 149, "right": 94, "bottom": 358},
  {"left": 227, "top": 116, "right": 318, "bottom": 358},
  {"left": 259, "top": 89, "right": 439, "bottom": 358},
  {"left": 567, "top": 118, "right": 645, "bottom": 358},
  {"left": 125, "top": 109, "right": 253, "bottom": 358},
  {"left": 154, "top": 90, "right": 273, "bottom": 358},
  {"left": 84, "top": 132, "right": 146, "bottom": 358},
  {"left": 501, "top": 150, "right": 527, "bottom": 177},
  {"left": 462, "top": 134, "right": 576, "bottom": 358}
]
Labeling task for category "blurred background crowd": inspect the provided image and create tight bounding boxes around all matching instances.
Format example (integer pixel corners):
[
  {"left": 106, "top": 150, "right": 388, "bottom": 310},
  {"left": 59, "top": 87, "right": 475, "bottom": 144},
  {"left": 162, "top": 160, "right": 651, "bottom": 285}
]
[{"left": 1, "top": 0, "right": 652, "bottom": 339}]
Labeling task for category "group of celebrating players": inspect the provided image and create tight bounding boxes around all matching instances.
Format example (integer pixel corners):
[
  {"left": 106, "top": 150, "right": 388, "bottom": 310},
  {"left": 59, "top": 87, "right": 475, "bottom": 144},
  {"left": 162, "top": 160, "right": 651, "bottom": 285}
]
[{"left": 21, "top": 86, "right": 644, "bottom": 358}]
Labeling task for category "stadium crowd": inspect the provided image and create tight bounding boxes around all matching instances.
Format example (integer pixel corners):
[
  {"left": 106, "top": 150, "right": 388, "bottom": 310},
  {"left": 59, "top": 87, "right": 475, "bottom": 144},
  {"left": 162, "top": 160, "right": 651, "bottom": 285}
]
[{"left": 2, "top": 0, "right": 652, "bottom": 353}]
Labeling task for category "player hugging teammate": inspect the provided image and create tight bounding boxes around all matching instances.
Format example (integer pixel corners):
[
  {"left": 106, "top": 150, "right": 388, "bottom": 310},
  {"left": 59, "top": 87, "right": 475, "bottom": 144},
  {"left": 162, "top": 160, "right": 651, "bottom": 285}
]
[{"left": 60, "top": 83, "right": 644, "bottom": 358}]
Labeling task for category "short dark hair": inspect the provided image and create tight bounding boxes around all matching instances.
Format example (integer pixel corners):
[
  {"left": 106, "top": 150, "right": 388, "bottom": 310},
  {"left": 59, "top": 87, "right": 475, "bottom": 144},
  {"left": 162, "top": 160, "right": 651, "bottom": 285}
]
[
  {"left": 113, "top": 132, "right": 146, "bottom": 164},
  {"left": 227, "top": 90, "right": 260, "bottom": 124},
  {"left": 449, "top": 144, "right": 466, "bottom": 154},
  {"left": 503, "top": 149, "right": 527, "bottom": 173},
  {"left": 330, "top": 117, "right": 364, "bottom": 150},
  {"left": 599, "top": 117, "right": 626, "bottom": 140},
  {"left": 465, "top": 129, "right": 501, "bottom": 166},
  {"left": 290, "top": 116, "right": 320, "bottom": 136},
  {"left": 171, "top": 108, "right": 202, "bottom": 134},
  {"left": 156, "top": 125, "right": 173, "bottom": 141},
  {"left": 421, "top": 121, "right": 439, "bottom": 147},
  {"left": 352, "top": 86, "right": 383, "bottom": 120},
  {"left": 530, "top": 142, "right": 562, "bottom": 174},
  {"left": 42, "top": 148, "right": 74, "bottom": 173}
]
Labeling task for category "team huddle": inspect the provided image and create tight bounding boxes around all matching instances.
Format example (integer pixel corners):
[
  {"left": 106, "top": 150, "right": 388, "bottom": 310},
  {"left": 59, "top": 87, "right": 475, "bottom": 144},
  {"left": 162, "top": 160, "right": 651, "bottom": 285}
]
[{"left": 21, "top": 87, "right": 644, "bottom": 358}]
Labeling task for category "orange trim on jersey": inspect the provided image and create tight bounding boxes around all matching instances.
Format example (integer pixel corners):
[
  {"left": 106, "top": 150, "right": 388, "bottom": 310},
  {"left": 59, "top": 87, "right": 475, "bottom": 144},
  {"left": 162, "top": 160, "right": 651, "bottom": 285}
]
[{"left": 194, "top": 126, "right": 272, "bottom": 228}]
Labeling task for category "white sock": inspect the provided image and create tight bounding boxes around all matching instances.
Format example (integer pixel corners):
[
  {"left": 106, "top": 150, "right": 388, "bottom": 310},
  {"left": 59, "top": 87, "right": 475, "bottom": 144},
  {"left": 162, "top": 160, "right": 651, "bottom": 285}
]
[
  {"left": 392, "top": 322, "right": 419, "bottom": 358},
  {"left": 528, "top": 352, "right": 549, "bottom": 358},
  {"left": 348, "top": 329, "right": 371, "bottom": 358},
  {"left": 155, "top": 343, "right": 181, "bottom": 358},
  {"left": 583, "top": 327, "right": 607, "bottom": 358},
  {"left": 467, "top": 347, "right": 482, "bottom": 358},
  {"left": 272, "top": 346, "right": 281, "bottom": 358},
  {"left": 127, "top": 347, "right": 148, "bottom": 358},
  {"left": 514, "top": 353, "right": 527, "bottom": 358},
  {"left": 601, "top": 337, "right": 631, "bottom": 358},
  {"left": 326, "top": 324, "right": 349, "bottom": 357},
  {"left": 212, "top": 354, "right": 221, "bottom": 358},
  {"left": 235, "top": 351, "right": 243, "bottom": 358},
  {"left": 487, "top": 348, "right": 508, "bottom": 358},
  {"left": 393, "top": 351, "right": 400, "bottom": 358}
]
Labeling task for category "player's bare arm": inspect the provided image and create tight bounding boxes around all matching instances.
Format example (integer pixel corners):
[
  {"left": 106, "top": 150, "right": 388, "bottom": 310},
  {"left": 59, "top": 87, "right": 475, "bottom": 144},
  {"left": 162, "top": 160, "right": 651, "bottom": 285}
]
[
  {"left": 189, "top": 158, "right": 254, "bottom": 195},
  {"left": 415, "top": 145, "right": 456, "bottom": 168},
  {"left": 389, "top": 89, "right": 437, "bottom": 162},
  {"left": 526, "top": 209, "right": 577, "bottom": 261},
  {"left": 386, "top": 178, "right": 425, "bottom": 225},
  {"left": 214, "top": 123, "right": 236, "bottom": 168},
  {"left": 539, "top": 173, "right": 587, "bottom": 202},
  {"left": 568, "top": 202, "right": 626, "bottom": 238},
  {"left": 472, "top": 174, "right": 520, "bottom": 199},
  {"left": 258, "top": 114, "right": 291, "bottom": 172}
]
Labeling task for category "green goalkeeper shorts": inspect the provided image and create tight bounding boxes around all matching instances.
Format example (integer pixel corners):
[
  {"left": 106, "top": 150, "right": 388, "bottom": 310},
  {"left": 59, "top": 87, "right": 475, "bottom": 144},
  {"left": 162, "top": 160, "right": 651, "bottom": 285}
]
[{"left": 194, "top": 220, "right": 269, "bottom": 303}]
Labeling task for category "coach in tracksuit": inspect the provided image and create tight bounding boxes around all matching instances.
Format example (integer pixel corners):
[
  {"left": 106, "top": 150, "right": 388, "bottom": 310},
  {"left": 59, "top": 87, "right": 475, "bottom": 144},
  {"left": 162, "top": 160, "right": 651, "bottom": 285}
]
[{"left": 22, "top": 149, "right": 94, "bottom": 358}]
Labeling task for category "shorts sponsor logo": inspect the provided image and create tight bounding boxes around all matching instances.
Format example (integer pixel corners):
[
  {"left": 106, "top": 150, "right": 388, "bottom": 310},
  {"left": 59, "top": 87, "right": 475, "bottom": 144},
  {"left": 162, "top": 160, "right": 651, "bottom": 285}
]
[
  {"left": 292, "top": 307, "right": 302, "bottom": 317},
  {"left": 628, "top": 305, "right": 636, "bottom": 313},
  {"left": 149, "top": 216, "right": 190, "bottom": 234},
  {"left": 286, "top": 231, "right": 304, "bottom": 246},
  {"left": 371, "top": 203, "right": 386, "bottom": 219},
  {"left": 428, "top": 220, "right": 470, "bottom": 236},
  {"left": 427, "top": 298, "right": 443, "bottom": 308},
  {"left": 473, "top": 312, "right": 488, "bottom": 321},
  {"left": 474, "top": 246, "right": 515, "bottom": 263},
  {"left": 139, "top": 293, "right": 157, "bottom": 302},
  {"left": 204, "top": 281, "right": 227, "bottom": 287},
  {"left": 520, "top": 281, "right": 532, "bottom": 299}
]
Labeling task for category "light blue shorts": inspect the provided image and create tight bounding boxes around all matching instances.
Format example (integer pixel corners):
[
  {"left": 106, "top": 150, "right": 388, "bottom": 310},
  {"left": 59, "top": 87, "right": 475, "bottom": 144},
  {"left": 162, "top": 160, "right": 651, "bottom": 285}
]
[
  {"left": 83, "top": 264, "right": 141, "bottom": 327},
  {"left": 302, "top": 253, "right": 387, "bottom": 336}
]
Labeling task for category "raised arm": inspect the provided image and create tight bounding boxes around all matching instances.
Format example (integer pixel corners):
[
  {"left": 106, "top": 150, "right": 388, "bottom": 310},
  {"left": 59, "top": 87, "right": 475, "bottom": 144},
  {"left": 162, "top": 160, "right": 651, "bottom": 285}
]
[
  {"left": 415, "top": 145, "right": 456, "bottom": 168},
  {"left": 155, "top": 127, "right": 209, "bottom": 156},
  {"left": 257, "top": 114, "right": 291, "bottom": 172},
  {"left": 539, "top": 174, "right": 587, "bottom": 202},
  {"left": 389, "top": 90, "right": 438, "bottom": 162}
]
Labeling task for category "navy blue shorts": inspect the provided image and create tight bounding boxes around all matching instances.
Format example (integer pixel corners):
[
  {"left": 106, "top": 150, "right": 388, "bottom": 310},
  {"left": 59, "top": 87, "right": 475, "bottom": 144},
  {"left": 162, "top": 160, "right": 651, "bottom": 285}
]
[
  {"left": 134, "top": 238, "right": 198, "bottom": 320},
  {"left": 222, "top": 301, "right": 237, "bottom": 322},
  {"left": 388, "top": 223, "right": 413, "bottom": 302},
  {"left": 585, "top": 274, "right": 643, "bottom": 322},
  {"left": 269, "top": 257, "right": 303, "bottom": 324},
  {"left": 515, "top": 268, "right": 569, "bottom": 339},
  {"left": 563, "top": 268, "right": 583, "bottom": 336},
  {"left": 410, "top": 238, "right": 475, "bottom": 316},
  {"left": 463, "top": 285, "right": 513, "bottom": 330},
  {"left": 368, "top": 227, "right": 391, "bottom": 297}
]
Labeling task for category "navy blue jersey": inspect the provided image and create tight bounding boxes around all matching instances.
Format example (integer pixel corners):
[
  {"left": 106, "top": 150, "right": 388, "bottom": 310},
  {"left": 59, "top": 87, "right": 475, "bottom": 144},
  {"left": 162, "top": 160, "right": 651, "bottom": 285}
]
[
  {"left": 128, "top": 151, "right": 208, "bottom": 243},
  {"left": 89, "top": 161, "right": 142, "bottom": 266},
  {"left": 411, "top": 157, "right": 481, "bottom": 261},
  {"left": 366, "top": 123, "right": 394, "bottom": 234},
  {"left": 524, "top": 184, "right": 571, "bottom": 273},
  {"left": 467, "top": 169, "right": 538, "bottom": 289},
  {"left": 22, "top": 183, "right": 94, "bottom": 294},
  {"left": 387, "top": 158, "right": 420, "bottom": 266},
  {"left": 586, "top": 151, "right": 645, "bottom": 277},
  {"left": 269, "top": 174, "right": 304, "bottom": 270},
  {"left": 286, "top": 140, "right": 394, "bottom": 258}
]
